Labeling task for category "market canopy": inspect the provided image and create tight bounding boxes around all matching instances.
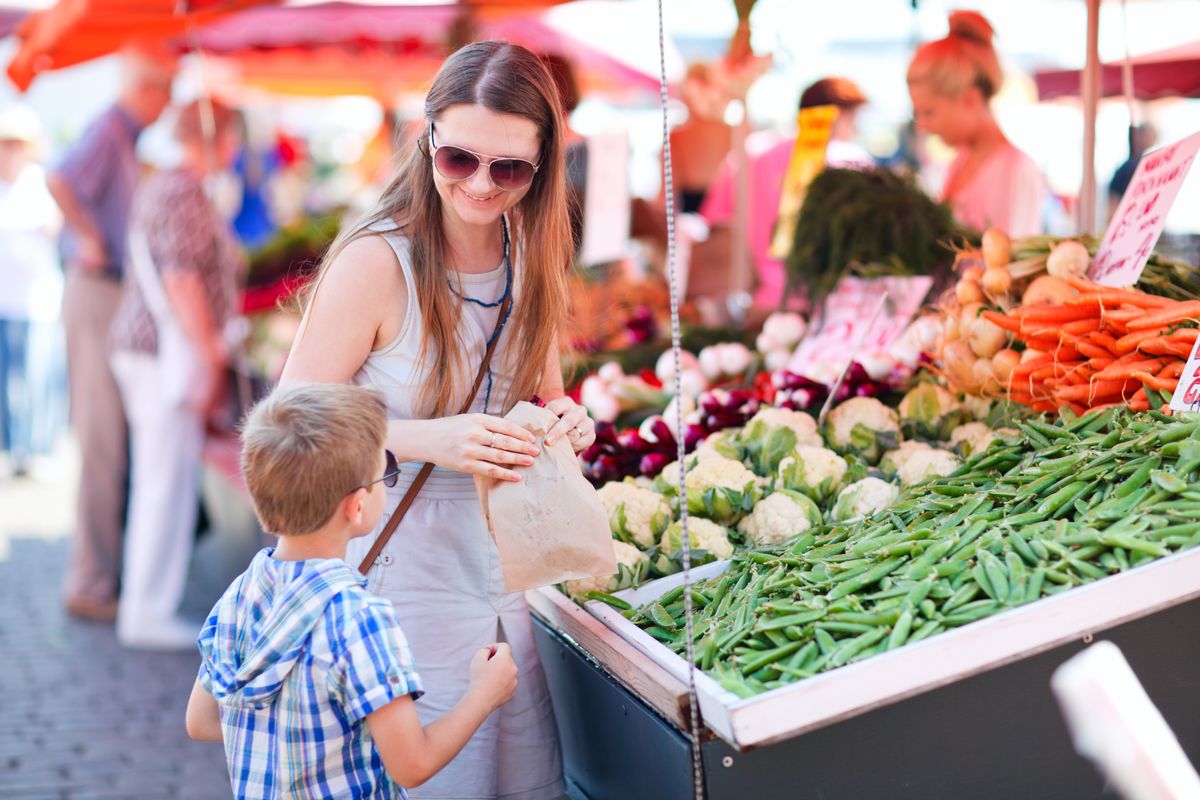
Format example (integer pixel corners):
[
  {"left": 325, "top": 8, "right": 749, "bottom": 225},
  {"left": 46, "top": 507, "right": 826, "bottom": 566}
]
[
  {"left": 4, "top": 0, "right": 575, "bottom": 91},
  {"left": 192, "top": 1, "right": 678, "bottom": 101},
  {"left": 1035, "top": 39, "right": 1200, "bottom": 101}
]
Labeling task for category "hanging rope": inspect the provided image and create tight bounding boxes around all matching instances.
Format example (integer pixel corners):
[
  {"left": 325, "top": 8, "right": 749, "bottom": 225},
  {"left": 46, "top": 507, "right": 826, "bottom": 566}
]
[{"left": 656, "top": 1, "right": 705, "bottom": 796}]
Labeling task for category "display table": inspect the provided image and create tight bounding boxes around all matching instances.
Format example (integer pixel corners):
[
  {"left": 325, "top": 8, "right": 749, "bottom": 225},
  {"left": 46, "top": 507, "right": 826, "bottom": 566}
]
[{"left": 529, "top": 584, "right": 1200, "bottom": 799}]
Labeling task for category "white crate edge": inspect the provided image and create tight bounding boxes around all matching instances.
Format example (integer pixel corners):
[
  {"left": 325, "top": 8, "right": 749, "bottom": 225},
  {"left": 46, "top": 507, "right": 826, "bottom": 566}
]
[{"left": 587, "top": 545, "right": 1200, "bottom": 750}]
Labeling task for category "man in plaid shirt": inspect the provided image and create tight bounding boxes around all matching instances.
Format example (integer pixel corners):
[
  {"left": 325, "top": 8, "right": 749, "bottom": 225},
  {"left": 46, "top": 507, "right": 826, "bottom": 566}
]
[{"left": 186, "top": 384, "right": 517, "bottom": 798}]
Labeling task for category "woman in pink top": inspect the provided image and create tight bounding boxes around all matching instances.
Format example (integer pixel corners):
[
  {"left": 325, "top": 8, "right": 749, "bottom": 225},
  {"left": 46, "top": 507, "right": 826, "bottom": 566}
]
[{"left": 908, "top": 11, "right": 1045, "bottom": 236}]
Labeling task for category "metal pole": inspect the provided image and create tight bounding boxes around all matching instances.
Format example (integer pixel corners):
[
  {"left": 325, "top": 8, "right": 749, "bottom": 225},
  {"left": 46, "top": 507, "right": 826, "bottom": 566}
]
[{"left": 1080, "top": 0, "right": 1101, "bottom": 234}]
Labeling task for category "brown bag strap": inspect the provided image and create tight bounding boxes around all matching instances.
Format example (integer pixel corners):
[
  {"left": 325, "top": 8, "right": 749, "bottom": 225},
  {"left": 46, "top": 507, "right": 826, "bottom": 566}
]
[{"left": 358, "top": 293, "right": 512, "bottom": 575}]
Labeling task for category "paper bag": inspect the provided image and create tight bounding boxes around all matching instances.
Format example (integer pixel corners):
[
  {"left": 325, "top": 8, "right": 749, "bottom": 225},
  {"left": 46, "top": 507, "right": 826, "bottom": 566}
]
[{"left": 476, "top": 401, "right": 617, "bottom": 592}]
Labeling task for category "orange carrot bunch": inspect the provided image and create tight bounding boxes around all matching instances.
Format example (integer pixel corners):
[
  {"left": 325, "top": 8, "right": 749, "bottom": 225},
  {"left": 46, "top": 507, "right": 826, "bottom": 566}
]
[{"left": 980, "top": 278, "right": 1199, "bottom": 414}]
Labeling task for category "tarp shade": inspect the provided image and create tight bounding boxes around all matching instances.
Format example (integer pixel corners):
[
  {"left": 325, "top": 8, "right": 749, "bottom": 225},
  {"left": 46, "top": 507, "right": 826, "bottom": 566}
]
[{"left": 1036, "top": 40, "right": 1200, "bottom": 101}]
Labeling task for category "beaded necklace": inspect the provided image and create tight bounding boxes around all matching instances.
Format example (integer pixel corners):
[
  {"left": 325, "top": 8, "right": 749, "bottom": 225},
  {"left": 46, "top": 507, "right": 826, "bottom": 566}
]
[{"left": 449, "top": 216, "right": 513, "bottom": 413}]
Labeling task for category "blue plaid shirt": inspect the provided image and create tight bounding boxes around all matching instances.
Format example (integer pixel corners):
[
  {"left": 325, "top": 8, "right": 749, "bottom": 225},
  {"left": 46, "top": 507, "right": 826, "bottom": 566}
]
[{"left": 197, "top": 549, "right": 423, "bottom": 799}]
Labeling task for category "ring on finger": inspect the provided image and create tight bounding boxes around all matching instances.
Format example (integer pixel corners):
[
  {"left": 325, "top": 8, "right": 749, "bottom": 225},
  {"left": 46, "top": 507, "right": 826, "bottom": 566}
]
[{"left": 490, "top": 432, "right": 497, "bottom": 448}]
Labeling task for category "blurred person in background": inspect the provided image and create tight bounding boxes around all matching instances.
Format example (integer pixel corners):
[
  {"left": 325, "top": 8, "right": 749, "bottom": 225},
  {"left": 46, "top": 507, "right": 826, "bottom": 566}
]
[
  {"left": 109, "top": 99, "right": 244, "bottom": 649},
  {"left": 47, "top": 43, "right": 177, "bottom": 623},
  {"left": 0, "top": 104, "right": 64, "bottom": 479},
  {"left": 668, "top": 62, "right": 732, "bottom": 214},
  {"left": 1109, "top": 122, "right": 1157, "bottom": 216},
  {"left": 541, "top": 53, "right": 586, "bottom": 254},
  {"left": 907, "top": 10, "right": 1045, "bottom": 236},
  {"left": 700, "top": 76, "right": 872, "bottom": 311}
]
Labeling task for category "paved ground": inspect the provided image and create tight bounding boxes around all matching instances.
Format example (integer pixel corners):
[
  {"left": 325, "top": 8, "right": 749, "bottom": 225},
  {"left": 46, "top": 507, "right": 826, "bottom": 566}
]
[{"left": 0, "top": 445, "right": 258, "bottom": 799}]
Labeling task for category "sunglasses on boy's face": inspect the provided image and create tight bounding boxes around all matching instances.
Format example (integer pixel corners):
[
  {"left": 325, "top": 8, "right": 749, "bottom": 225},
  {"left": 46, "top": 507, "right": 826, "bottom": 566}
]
[
  {"left": 428, "top": 123, "right": 540, "bottom": 192},
  {"left": 356, "top": 450, "right": 399, "bottom": 492}
]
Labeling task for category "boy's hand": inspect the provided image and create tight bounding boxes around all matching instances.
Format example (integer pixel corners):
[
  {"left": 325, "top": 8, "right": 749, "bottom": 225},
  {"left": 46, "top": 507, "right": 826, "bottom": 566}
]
[{"left": 468, "top": 643, "right": 517, "bottom": 709}]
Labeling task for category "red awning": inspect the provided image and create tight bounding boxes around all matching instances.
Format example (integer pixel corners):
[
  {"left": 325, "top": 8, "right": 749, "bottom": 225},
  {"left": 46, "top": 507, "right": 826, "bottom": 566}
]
[{"left": 1036, "top": 40, "right": 1200, "bottom": 101}]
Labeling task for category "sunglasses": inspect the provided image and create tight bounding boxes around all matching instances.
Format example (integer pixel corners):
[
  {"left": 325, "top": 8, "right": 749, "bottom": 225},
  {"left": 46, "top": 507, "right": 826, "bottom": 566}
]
[
  {"left": 428, "top": 124, "right": 539, "bottom": 192},
  {"left": 356, "top": 450, "right": 400, "bottom": 492}
]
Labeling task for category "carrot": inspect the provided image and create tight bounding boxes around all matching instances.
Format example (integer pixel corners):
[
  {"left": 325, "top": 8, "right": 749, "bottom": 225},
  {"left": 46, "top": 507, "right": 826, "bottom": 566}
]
[
  {"left": 1062, "top": 318, "right": 1103, "bottom": 336},
  {"left": 1104, "top": 307, "right": 1144, "bottom": 324},
  {"left": 1094, "top": 357, "right": 1166, "bottom": 381},
  {"left": 1131, "top": 371, "right": 1179, "bottom": 392},
  {"left": 1159, "top": 361, "right": 1186, "bottom": 379},
  {"left": 1031, "top": 401, "right": 1058, "bottom": 413},
  {"left": 1128, "top": 387, "right": 1150, "bottom": 411},
  {"left": 1169, "top": 328, "right": 1200, "bottom": 343},
  {"left": 1017, "top": 305, "right": 1100, "bottom": 326},
  {"left": 1086, "top": 356, "right": 1115, "bottom": 370},
  {"left": 1075, "top": 341, "right": 1112, "bottom": 360},
  {"left": 1087, "top": 332, "right": 1121, "bottom": 354},
  {"left": 1083, "top": 401, "right": 1123, "bottom": 415},
  {"left": 1125, "top": 301, "right": 1200, "bottom": 331},
  {"left": 981, "top": 310, "right": 1021, "bottom": 333},
  {"left": 1115, "top": 329, "right": 1160, "bottom": 355},
  {"left": 1068, "top": 291, "right": 1171, "bottom": 310},
  {"left": 1056, "top": 379, "right": 1133, "bottom": 403}
]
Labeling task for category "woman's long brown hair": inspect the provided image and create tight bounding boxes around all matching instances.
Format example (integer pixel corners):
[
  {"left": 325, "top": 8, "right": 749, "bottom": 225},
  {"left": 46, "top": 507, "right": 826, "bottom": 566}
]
[{"left": 303, "top": 41, "right": 572, "bottom": 416}]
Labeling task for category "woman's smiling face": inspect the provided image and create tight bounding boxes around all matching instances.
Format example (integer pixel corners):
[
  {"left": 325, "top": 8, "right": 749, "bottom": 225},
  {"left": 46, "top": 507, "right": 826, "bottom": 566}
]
[{"left": 429, "top": 103, "right": 541, "bottom": 229}]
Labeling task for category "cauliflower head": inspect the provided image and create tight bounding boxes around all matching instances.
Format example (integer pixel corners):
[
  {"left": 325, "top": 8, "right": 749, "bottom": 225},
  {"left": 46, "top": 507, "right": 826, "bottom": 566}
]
[
  {"left": 825, "top": 397, "right": 901, "bottom": 464},
  {"left": 949, "top": 422, "right": 996, "bottom": 457},
  {"left": 565, "top": 540, "right": 649, "bottom": 599},
  {"left": 831, "top": 477, "right": 900, "bottom": 522},
  {"left": 745, "top": 407, "right": 824, "bottom": 448},
  {"left": 880, "top": 440, "right": 935, "bottom": 479},
  {"left": 683, "top": 454, "right": 757, "bottom": 493},
  {"left": 777, "top": 446, "right": 849, "bottom": 502},
  {"left": 896, "top": 447, "right": 961, "bottom": 487},
  {"left": 597, "top": 481, "right": 671, "bottom": 549},
  {"left": 660, "top": 517, "right": 734, "bottom": 561},
  {"left": 693, "top": 429, "right": 743, "bottom": 463},
  {"left": 737, "top": 490, "right": 822, "bottom": 546}
]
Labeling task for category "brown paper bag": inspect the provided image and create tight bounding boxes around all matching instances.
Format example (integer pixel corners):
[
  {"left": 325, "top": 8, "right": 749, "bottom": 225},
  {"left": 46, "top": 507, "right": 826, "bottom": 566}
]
[{"left": 476, "top": 401, "right": 617, "bottom": 592}]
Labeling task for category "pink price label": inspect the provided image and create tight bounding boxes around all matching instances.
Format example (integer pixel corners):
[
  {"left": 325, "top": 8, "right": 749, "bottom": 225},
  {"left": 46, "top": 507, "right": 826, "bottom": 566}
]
[{"left": 1170, "top": 336, "right": 1200, "bottom": 413}]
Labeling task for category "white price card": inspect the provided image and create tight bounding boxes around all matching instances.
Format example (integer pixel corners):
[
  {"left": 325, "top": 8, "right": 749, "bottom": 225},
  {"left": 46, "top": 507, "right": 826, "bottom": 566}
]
[
  {"left": 1090, "top": 131, "right": 1200, "bottom": 287},
  {"left": 1169, "top": 335, "right": 1200, "bottom": 413}
]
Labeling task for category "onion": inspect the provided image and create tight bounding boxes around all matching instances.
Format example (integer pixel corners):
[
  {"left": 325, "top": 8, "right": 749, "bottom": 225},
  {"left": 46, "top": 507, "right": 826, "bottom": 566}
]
[
  {"left": 961, "top": 265, "right": 985, "bottom": 283},
  {"left": 678, "top": 368, "right": 708, "bottom": 398},
  {"left": 597, "top": 361, "right": 625, "bottom": 384},
  {"left": 981, "top": 228, "right": 1012, "bottom": 269},
  {"left": 981, "top": 266, "right": 1012, "bottom": 300},
  {"left": 967, "top": 316, "right": 1007, "bottom": 358},
  {"left": 943, "top": 341, "right": 977, "bottom": 389},
  {"left": 959, "top": 303, "right": 985, "bottom": 333},
  {"left": 697, "top": 346, "right": 723, "bottom": 380},
  {"left": 1022, "top": 275, "right": 1077, "bottom": 306},
  {"left": 761, "top": 312, "right": 806, "bottom": 348},
  {"left": 718, "top": 343, "right": 754, "bottom": 375},
  {"left": 655, "top": 349, "right": 699, "bottom": 384},
  {"left": 972, "top": 357, "right": 1001, "bottom": 394},
  {"left": 992, "top": 348, "right": 1020, "bottom": 382},
  {"left": 1046, "top": 240, "right": 1090, "bottom": 279},
  {"left": 955, "top": 279, "right": 984, "bottom": 305}
]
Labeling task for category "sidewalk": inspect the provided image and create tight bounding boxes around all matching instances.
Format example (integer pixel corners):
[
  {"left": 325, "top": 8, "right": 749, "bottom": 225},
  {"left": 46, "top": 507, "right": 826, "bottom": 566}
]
[{"left": 0, "top": 449, "right": 245, "bottom": 799}]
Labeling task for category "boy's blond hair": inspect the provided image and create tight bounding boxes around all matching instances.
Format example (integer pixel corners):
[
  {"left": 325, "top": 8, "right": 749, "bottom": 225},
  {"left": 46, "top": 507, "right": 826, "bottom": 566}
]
[{"left": 241, "top": 383, "right": 389, "bottom": 535}]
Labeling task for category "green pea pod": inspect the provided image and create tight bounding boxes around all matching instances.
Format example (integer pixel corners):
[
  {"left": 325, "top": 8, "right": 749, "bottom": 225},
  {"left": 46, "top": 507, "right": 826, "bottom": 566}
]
[
  {"left": 585, "top": 591, "right": 632, "bottom": 611},
  {"left": 1037, "top": 480, "right": 1089, "bottom": 518},
  {"left": 815, "top": 627, "right": 838, "bottom": 655},
  {"left": 943, "top": 602, "right": 1001, "bottom": 627},
  {"left": 904, "top": 577, "right": 936, "bottom": 608},
  {"left": 1024, "top": 568, "right": 1046, "bottom": 602},
  {"left": 785, "top": 641, "right": 819, "bottom": 671},
  {"left": 919, "top": 598, "right": 938, "bottom": 619},
  {"left": 827, "top": 558, "right": 905, "bottom": 601},
  {"left": 909, "top": 619, "right": 943, "bottom": 644},
  {"left": 757, "top": 608, "right": 827, "bottom": 631},
  {"left": 828, "top": 627, "right": 889, "bottom": 668},
  {"left": 1151, "top": 470, "right": 1188, "bottom": 495},
  {"left": 943, "top": 581, "right": 982, "bottom": 613},
  {"left": 1098, "top": 532, "right": 1168, "bottom": 557},
  {"left": 1115, "top": 458, "right": 1159, "bottom": 499},
  {"left": 647, "top": 602, "right": 677, "bottom": 630},
  {"left": 887, "top": 608, "right": 915, "bottom": 651},
  {"left": 816, "top": 621, "right": 876, "bottom": 635},
  {"left": 972, "top": 563, "right": 996, "bottom": 600}
]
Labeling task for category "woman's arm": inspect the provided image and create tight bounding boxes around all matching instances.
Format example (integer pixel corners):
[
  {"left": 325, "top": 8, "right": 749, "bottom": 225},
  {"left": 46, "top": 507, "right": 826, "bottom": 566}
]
[
  {"left": 280, "top": 236, "right": 538, "bottom": 478},
  {"left": 539, "top": 337, "right": 596, "bottom": 452}
]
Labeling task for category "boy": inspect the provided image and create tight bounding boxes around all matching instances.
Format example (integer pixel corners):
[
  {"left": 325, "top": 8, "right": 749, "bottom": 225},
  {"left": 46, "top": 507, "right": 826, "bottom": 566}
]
[{"left": 186, "top": 383, "right": 517, "bottom": 797}]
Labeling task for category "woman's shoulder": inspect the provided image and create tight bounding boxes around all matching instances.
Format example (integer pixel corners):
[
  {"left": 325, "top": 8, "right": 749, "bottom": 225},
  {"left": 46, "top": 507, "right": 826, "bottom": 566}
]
[{"left": 326, "top": 232, "right": 408, "bottom": 288}]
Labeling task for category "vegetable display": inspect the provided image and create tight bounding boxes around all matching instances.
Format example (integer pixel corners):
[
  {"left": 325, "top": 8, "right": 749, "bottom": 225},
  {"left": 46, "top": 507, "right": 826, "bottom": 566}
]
[
  {"left": 981, "top": 278, "right": 1198, "bottom": 413},
  {"left": 619, "top": 408, "right": 1200, "bottom": 697}
]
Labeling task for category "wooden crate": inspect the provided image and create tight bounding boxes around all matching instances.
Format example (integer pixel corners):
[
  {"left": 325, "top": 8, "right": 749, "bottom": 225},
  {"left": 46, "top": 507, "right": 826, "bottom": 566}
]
[{"left": 526, "top": 587, "right": 693, "bottom": 732}]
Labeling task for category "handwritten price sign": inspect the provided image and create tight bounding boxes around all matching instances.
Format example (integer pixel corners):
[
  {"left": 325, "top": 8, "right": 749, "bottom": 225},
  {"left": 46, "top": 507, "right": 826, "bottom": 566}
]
[
  {"left": 1090, "top": 131, "right": 1200, "bottom": 287},
  {"left": 1170, "top": 335, "right": 1200, "bottom": 413}
]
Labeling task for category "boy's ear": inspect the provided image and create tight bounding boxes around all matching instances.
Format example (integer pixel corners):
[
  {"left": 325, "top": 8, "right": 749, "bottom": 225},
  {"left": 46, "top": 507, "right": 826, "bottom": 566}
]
[{"left": 339, "top": 488, "right": 368, "bottom": 526}]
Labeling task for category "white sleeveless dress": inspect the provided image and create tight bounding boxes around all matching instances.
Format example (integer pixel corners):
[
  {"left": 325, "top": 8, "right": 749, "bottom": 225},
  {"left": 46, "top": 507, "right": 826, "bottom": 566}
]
[{"left": 348, "top": 220, "right": 564, "bottom": 800}]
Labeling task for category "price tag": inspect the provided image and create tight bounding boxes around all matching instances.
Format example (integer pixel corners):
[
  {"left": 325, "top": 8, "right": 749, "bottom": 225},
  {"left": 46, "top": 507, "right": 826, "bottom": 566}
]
[
  {"left": 1169, "top": 335, "right": 1200, "bottom": 413},
  {"left": 1090, "top": 130, "right": 1200, "bottom": 287},
  {"left": 787, "top": 275, "right": 932, "bottom": 381},
  {"left": 578, "top": 130, "right": 631, "bottom": 267}
]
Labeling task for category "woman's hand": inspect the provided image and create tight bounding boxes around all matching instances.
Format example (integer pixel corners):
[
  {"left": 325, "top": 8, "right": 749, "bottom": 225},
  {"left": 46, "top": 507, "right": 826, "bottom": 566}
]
[
  {"left": 423, "top": 413, "right": 540, "bottom": 482},
  {"left": 543, "top": 396, "right": 596, "bottom": 453}
]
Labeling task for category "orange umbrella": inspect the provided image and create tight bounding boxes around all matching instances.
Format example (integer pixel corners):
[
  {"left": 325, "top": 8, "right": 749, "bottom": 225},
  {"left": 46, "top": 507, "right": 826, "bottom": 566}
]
[{"left": 6, "top": 0, "right": 572, "bottom": 91}]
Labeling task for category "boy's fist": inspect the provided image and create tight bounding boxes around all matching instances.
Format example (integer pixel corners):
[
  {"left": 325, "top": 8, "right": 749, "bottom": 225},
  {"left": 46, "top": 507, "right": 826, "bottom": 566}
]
[{"left": 469, "top": 643, "right": 518, "bottom": 709}]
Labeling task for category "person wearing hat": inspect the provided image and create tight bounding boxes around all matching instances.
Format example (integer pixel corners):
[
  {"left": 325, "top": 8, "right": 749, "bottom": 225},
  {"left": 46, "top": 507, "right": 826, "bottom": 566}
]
[
  {"left": 47, "top": 43, "right": 177, "bottom": 623},
  {"left": 0, "top": 104, "right": 64, "bottom": 480},
  {"left": 700, "top": 75, "right": 874, "bottom": 311}
]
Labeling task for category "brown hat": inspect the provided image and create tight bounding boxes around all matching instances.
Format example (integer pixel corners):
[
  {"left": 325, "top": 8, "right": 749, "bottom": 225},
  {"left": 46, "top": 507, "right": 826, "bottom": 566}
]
[{"left": 799, "top": 77, "right": 867, "bottom": 110}]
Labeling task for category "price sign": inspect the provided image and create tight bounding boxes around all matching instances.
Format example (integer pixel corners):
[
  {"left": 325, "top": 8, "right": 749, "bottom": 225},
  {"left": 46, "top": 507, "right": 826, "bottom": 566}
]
[
  {"left": 1169, "top": 335, "right": 1200, "bottom": 413},
  {"left": 578, "top": 130, "right": 631, "bottom": 267},
  {"left": 1090, "top": 131, "right": 1200, "bottom": 287},
  {"left": 787, "top": 275, "right": 933, "bottom": 379},
  {"left": 768, "top": 105, "right": 837, "bottom": 260}
]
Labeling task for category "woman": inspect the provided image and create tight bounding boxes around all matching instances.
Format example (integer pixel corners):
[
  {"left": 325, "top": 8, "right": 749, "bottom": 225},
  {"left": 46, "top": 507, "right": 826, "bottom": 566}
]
[
  {"left": 109, "top": 99, "right": 243, "bottom": 649},
  {"left": 281, "top": 42, "right": 594, "bottom": 799},
  {"left": 0, "top": 104, "right": 64, "bottom": 478},
  {"left": 907, "top": 11, "right": 1045, "bottom": 236}
]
